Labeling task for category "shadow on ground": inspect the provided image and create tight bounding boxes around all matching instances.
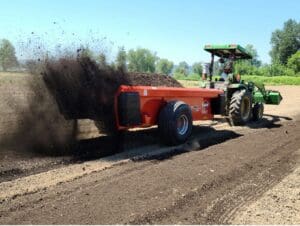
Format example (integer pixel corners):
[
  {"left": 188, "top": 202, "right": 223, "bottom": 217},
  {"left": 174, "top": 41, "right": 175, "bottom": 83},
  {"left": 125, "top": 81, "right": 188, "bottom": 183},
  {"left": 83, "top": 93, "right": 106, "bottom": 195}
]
[
  {"left": 73, "top": 113, "right": 291, "bottom": 162},
  {"left": 247, "top": 114, "right": 292, "bottom": 129},
  {"left": 74, "top": 126, "right": 241, "bottom": 162},
  {"left": 1, "top": 113, "right": 289, "bottom": 161},
  {"left": 0, "top": 113, "right": 291, "bottom": 183}
]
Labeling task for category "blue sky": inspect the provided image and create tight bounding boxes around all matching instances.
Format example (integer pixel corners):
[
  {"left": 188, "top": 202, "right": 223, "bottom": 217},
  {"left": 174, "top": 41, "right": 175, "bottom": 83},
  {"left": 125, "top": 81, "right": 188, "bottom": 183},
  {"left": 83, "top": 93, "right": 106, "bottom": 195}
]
[{"left": 0, "top": 0, "right": 299, "bottom": 64}]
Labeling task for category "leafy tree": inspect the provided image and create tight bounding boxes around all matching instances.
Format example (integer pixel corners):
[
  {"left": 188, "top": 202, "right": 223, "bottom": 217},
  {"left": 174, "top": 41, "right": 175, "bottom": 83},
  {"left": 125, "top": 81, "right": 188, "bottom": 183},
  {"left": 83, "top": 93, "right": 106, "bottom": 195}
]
[
  {"left": 110, "top": 62, "right": 116, "bottom": 70},
  {"left": 175, "top": 61, "right": 189, "bottom": 76},
  {"left": 127, "top": 48, "right": 157, "bottom": 73},
  {"left": 156, "top": 58, "right": 174, "bottom": 75},
  {"left": 0, "top": 39, "right": 18, "bottom": 71},
  {"left": 78, "top": 45, "right": 95, "bottom": 59},
  {"left": 287, "top": 51, "right": 300, "bottom": 74},
  {"left": 270, "top": 19, "right": 300, "bottom": 64},
  {"left": 234, "top": 61, "right": 258, "bottom": 75},
  {"left": 98, "top": 53, "right": 107, "bottom": 68},
  {"left": 244, "top": 44, "right": 261, "bottom": 67},
  {"left": 213, "top": 61, "right": 222, "bottom": 76},
  {"left": 234, "top": 44, "right": 261, "bottom": 75},
  {"left": 259, "top": 63, "right": 294, "bottom": 76},
  {"left": 116, "top": 46, "right": 127, "bottom": 71},
  {"left": 192, "top": 62, "right": 203, "bottom": 75}
]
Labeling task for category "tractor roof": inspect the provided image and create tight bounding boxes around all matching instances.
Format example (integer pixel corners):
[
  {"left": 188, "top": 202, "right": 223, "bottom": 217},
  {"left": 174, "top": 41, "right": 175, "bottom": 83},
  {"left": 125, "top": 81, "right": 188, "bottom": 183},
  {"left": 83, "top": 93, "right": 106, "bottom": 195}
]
[{"left": 204, "top": 44, "right": 252, "bottom": 60}]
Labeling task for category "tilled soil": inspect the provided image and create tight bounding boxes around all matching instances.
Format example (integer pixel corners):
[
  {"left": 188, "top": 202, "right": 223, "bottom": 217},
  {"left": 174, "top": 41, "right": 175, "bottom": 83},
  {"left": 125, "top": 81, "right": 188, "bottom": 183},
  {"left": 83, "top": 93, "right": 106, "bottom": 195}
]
[
  {"left": 1, "top": 85, "right": 298, "bottom": 183},
  {"left": 0, "top": 115, "right": 299, "bottom": 224},
  {"left": 0, "top": 68, "right": 182, "bottom": 182},
  {"left": 231, "top": 165, "right": 300, "bottom": 224},
  {"left": 0, "top": 81, "right": 300, "bottom": 224}
]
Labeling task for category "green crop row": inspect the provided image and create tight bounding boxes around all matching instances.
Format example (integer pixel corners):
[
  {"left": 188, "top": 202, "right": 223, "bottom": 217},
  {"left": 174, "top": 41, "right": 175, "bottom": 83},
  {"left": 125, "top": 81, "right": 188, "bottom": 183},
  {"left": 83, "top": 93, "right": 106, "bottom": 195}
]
[
  {"left": 178, "top": 75, "right": 300, "bottom": 87},
  {"left": 239, "top": 75, "right": 300, "bottom": 85}
]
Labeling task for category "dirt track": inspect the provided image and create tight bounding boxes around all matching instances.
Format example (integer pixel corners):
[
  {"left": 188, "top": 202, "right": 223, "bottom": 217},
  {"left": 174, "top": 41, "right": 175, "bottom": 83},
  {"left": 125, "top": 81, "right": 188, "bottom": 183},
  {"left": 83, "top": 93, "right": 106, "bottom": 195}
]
[{"left": 0, "top": 84, "right": 300, "bottom": 224}]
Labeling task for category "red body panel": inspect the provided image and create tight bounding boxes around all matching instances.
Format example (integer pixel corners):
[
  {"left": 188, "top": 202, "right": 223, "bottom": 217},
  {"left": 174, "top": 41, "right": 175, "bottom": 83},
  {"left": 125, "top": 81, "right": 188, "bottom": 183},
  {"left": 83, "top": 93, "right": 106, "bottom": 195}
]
[{"left": 115, "top": 85, "right": 223, "bottom": 130}]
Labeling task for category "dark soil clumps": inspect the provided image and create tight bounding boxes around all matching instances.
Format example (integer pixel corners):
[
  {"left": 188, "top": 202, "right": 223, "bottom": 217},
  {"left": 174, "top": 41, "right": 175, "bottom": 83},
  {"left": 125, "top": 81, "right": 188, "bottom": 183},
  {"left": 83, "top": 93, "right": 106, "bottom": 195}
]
[
  {"left": 42, "top": 57, "right": 182, "bottom": 134},
  {"left": 0, "top": 73, "right": 78, "bottom": 156},
  {"left": 127, "top": 72, "right": 183, "bottom": 87}
]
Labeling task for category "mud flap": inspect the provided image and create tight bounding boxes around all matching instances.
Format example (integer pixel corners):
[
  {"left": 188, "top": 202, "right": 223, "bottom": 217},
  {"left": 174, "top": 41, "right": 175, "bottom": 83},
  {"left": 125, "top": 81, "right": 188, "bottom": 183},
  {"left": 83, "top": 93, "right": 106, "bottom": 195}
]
[{"left": 118, "top": 92, "right": 142, "bottom": 127}]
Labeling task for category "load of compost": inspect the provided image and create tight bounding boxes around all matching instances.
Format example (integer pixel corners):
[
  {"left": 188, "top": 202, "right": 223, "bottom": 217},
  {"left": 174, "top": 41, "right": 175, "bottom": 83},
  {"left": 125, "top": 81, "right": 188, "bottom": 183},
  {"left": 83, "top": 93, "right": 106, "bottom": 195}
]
[{"left": 42, "top": 56, "right": 182, "bottom": 134}]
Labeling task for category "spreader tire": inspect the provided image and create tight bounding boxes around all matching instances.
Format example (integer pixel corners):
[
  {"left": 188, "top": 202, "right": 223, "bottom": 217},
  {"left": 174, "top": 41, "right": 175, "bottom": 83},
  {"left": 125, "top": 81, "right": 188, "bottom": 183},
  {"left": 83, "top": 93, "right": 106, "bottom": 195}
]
[
  {"left": 229, "top": 89, "right": 252, "bottom": 125},
  {"left": 158, "top": 101, "right": 193, "bottom": 145},
  {"left": 252, "top": 103, "right": 264, "bottom": 121}
]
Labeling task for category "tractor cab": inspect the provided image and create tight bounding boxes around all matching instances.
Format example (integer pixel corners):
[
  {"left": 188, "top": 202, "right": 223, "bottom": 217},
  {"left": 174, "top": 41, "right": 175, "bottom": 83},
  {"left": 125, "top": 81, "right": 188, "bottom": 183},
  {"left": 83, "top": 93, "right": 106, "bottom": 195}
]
[{"left": 201, "top": 44, "right": 252, "bottom": 89}]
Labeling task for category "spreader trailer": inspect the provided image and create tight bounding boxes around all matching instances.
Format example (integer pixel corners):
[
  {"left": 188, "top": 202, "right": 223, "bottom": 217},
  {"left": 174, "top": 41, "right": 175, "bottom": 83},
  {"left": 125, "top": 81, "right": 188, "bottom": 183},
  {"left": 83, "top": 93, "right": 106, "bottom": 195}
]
[
  {"left": 47, "top": 44, "right": 282, "bottom": 146},
  {"left": 114, "top": 85, "right": 223, "bottom": 145},
  {"left": 114, "top": 44, "right": 282, "bottom": 145}
]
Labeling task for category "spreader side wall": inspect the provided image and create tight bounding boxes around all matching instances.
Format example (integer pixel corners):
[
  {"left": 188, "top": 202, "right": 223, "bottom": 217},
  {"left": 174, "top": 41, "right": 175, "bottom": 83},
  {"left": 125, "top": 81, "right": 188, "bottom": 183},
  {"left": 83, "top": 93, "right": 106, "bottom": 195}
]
[
  {"left": 115, "top": 85, "right": 223, "bottom": 130},
  {"left": 138, "top": 96, "right": 214, "bottom": 127}
]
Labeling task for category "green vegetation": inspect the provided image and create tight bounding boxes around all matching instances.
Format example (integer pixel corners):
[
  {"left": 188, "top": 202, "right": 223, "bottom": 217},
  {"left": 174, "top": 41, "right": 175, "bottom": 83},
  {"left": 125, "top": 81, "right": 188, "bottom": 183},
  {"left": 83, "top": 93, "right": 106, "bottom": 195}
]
[
  {"left": 241, "top": 75, "right": 300, "bottom": 85},
  {"left": 192, "top": 62, "right": 203, "bottom": 76},
  {"left": 98, "top": 53, "right": 107, "bottom": 68},
  {"left": 178, "top": 75, "right": 300, "bottom": 87},
  {"left": 0, "top": 39, "right": 18, "bottom": 71},
  {"left": 176, "top": 39, "right": 300, "bottom": 85},
  {"left": 244, "top": 44, "right": 262, "bottom": 67},
  {"left": 156, "top": 58, "right": 174, "bottom": 75},
  {"left": 234, "top": 62, "right": 297, "bottom": 77},
  {"left": 174, "top": 61, "right": 189, "bottom": 76},
  {"left": 115, "top": 46, "right": 127, "bottom": 71},
  {"left": 78, "top": 45, "right": 95, "bottom": 59},
  {"left": 270, "top": 19, "right": 300, "bottom": 64},
  {"left": 234, "top": 42, "right": 300, "bottom": 77},
  {"left": 174, "top": 73, "right": 201, "bottom": 81},
  {"left": 287, "top": 51, "right": 300, "bottom": 74},
  {"left": 127, "top": 48, "right": 157, "bottom": 73}
]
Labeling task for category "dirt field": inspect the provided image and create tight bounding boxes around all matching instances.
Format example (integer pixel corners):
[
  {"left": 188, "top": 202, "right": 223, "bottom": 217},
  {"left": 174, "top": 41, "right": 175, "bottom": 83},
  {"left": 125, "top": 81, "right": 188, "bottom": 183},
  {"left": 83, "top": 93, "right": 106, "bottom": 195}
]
[{"left": 0, "top": 73, "right": 299, "bottom": 224}]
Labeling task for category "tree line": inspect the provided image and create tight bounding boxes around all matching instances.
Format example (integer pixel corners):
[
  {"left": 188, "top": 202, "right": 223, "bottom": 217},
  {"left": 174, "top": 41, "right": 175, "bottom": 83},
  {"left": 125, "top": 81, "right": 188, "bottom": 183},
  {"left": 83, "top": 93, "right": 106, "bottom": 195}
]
[
  {"left": 0, "top": 18, "right": 299, "bottom": 77},
  {"left": 92, "top": 18, "right": 300, "bottom": 78},
  {"left": 233, "top": 19, "right": 300, "bottom": 77}
]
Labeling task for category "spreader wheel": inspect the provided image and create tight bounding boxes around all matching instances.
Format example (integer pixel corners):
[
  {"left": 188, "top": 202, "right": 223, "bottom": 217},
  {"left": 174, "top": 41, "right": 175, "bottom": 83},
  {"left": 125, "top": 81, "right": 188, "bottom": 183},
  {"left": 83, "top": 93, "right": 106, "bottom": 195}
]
[{"left": 158, "top": 101, "right": 193, "bottom": 145}]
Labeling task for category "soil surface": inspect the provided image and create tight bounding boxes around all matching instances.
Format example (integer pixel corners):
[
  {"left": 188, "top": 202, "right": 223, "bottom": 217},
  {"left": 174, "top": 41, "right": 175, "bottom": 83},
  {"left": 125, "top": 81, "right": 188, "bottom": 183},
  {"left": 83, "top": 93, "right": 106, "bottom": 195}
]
[
  {"left": 0, "top": 70, "right": 182, "bottom": 182},
  {"left": 231, "top": 165, "right": 300, "bottom": 224},
  {"left": 0, "top": 80, "right": 299, "bottom": 224}
]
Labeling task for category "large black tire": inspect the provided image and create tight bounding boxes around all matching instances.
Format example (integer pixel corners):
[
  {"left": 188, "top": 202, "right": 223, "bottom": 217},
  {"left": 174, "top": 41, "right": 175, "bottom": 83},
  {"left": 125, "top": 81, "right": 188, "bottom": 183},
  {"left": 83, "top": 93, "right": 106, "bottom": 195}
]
[
  {"left": 158, "top": 101, "right": 193, "bottom": 145},
  {"left": 252, "top": 103, "right": 264, "bottom": 121},
  {"left": 229, "top": 89, "right": 252, "bottom": 125}
]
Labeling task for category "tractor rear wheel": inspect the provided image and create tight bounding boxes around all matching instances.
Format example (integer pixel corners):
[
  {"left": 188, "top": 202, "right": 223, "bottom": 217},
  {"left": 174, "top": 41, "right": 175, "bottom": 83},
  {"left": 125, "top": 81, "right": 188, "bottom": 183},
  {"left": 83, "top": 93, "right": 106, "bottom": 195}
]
[
  {"left": 229, "top": 89, "right": 252, "bottom": 125},
  {"left": 252, "top": 103, "right": 264, "bottom": 121},
  {"left": 158, "top": 101, "right": 193, "bottom": 145}
]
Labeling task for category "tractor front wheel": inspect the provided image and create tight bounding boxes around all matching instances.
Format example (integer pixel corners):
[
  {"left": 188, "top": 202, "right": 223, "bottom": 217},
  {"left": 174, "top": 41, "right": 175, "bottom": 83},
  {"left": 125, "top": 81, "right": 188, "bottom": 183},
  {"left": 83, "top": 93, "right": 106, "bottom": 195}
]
[
  {"left": 158, "top": 101, "right": 193, "bottom": 145},
  {"left": 252, "top": 103, "right": 264, "bottom": 121},
  {"left": 229, "top": 89, "right": 252, "bottom": 125}
]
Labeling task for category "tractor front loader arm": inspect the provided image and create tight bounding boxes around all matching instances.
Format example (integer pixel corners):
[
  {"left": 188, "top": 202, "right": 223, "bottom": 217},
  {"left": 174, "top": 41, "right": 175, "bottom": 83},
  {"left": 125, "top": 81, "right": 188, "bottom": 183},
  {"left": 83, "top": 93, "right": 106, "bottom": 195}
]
[{"left": 252, "top": 82, "right": 282, "bottom": 105}]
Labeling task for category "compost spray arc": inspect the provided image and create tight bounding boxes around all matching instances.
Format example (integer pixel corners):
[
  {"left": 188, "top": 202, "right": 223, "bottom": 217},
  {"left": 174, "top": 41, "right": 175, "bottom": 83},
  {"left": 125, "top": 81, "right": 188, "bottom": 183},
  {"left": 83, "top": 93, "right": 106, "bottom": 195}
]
[{"left": 41, "top": 56, "right": 183, "bottom": 152}]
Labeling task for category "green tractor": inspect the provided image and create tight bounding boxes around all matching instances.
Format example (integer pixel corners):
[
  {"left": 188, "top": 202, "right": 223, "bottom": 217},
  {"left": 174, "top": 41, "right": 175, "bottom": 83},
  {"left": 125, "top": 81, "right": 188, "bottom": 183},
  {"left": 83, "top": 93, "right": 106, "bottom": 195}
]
[{"left": 201, "top": 44, "right": 282, "bottom": 125}]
